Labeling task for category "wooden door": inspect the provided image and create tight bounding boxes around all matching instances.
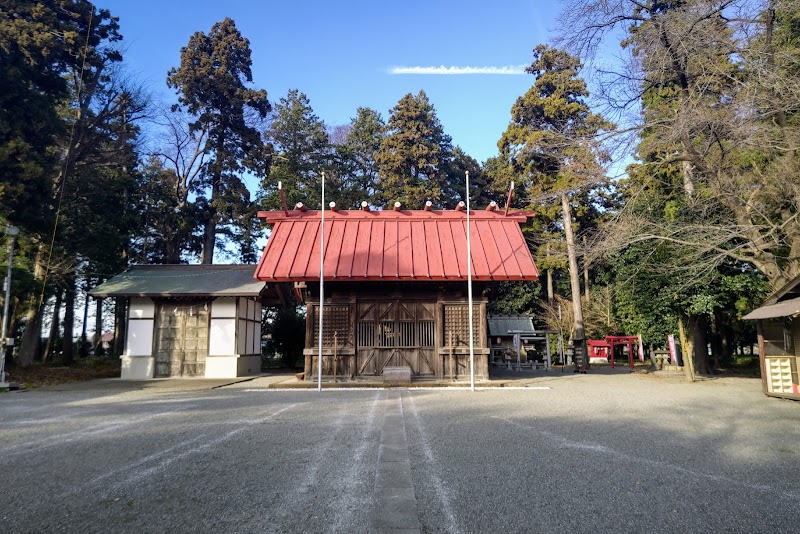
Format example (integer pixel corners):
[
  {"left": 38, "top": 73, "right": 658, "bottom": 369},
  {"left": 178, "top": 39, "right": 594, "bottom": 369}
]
[
  {"left": 153, "top": 302, "right": 209, "bottom": 378},
  {"left": 356, "top": 300, "right": 436, "bottom": 377}
]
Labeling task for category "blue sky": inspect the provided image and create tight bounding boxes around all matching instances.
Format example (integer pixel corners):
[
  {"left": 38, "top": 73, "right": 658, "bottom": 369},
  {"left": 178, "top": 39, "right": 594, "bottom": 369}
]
[{"left": 104, "top": 0, "right": 560, "bottom": 164}]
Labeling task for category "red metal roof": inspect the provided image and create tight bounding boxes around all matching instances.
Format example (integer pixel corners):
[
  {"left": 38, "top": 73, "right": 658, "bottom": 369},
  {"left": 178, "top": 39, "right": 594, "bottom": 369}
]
[{"left": 254, "top": 209, "right": 539, "bottom": 282}]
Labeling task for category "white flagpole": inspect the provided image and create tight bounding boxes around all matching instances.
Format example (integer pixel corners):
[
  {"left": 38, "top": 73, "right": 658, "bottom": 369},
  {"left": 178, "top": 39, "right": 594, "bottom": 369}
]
[
  {"left": 466, "top": 171, "right": 475, "bottom": 391},
  {"left": 318, "top": 172, "right": 325, "bottom": 392}
]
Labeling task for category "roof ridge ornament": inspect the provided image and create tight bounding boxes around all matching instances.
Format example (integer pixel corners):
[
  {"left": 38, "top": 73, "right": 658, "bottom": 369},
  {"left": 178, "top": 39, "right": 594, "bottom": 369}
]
[{"left": 504, "top": 181, "right": 514, "bottom": 216}]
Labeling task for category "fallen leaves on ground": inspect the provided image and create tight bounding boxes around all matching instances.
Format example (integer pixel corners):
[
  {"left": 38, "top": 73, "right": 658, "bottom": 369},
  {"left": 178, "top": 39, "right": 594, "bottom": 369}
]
[{"left": 6, "top": 360, "right": 121, "bottom": 388}]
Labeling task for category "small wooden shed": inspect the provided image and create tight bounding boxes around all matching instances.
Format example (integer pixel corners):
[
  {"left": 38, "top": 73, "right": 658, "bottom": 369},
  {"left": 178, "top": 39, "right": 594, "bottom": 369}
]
[
  {"left": 487, "top": 315, "right": 554, "bottom": 366},
  {"left": 743, "top": 276, "right": 800, "bottom": 399},
  {"left": 254, "top": 206, "right": 539, "bottom": 381},
  {"left": 90, "top": 264, "right": 285, "bottom": 380}
]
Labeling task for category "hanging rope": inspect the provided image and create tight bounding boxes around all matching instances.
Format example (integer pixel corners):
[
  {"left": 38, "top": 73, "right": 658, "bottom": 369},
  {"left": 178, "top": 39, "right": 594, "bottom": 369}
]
[{"left": 38, "top": 7, "right": 94, "bottom": 309}]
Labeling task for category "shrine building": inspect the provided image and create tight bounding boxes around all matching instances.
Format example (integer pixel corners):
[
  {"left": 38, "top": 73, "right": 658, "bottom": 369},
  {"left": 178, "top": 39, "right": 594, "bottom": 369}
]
[{"left": 254, "top": 201, "right": 539, "bottom": 381}]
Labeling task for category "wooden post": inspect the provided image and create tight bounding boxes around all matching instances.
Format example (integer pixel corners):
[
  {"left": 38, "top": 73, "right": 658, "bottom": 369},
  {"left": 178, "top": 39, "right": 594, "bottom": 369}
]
[
  {"left": 333, "top": 331, "right": 338, "bottom": 383},
  {"left": 449, "top": 331, "right": 454, "bottom": 381},
  {"left": 545, "top": 334, "right": 552, "bottom": 369},
  {"left": 756, "top": 321, "right": 767, "bottom": 395},
  {"left": 435, "top": 302, "right": 444, "bottom": 379}
]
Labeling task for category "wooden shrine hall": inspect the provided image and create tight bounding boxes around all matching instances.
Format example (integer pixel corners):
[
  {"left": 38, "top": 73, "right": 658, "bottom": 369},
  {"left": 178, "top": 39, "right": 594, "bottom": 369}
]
[{"left": 254, "top": 201, "right": 539, "bottom": 381}]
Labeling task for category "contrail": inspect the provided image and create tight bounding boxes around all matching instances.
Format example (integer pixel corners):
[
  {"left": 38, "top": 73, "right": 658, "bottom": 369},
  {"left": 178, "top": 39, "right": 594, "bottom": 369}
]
[{"left": 389, "top": 65, "right": 526, "bottom": 75}]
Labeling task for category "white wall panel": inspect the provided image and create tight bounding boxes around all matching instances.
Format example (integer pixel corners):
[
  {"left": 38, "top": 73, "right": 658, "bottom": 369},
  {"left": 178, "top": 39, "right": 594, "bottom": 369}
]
[
  {"left": 211, "top": 298, "right": 236, "bottom": 318},
  {"left": 125, "top": 320, "right": 154, "bottom": 356},
  {"left": 120, "top": 355, "right": 154, "bottom": 379},
  {"left": 246, "top": 323, "right": 256, "bottom": 355},
  {"left": 205, "top": 355, "right": 237, "bottom": 378},
  {"left": 238, "top": 319, "right": 247, "bottom": 354},
  {"left": 129, "top": 298, "right": 155, "bottom": 319},
  {"left": 209, "top": 318, "right": 236, "bottom": 355}
]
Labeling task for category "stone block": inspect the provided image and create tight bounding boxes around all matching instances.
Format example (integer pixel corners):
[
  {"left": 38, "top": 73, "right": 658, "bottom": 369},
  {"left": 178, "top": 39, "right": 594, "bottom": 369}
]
[{"left": 383, "top": 366, "right": 412, "bottom": 383}]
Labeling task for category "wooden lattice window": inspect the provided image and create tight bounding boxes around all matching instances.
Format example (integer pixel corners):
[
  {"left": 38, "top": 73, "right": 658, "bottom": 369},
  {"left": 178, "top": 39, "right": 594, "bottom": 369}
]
[
  {"left": 419, "top": 320, "right": 434, "bottom": 347},
  {"left": 444, "top": 305, "right": 481, "bottom": 347},
  {"left": 358, "top": 321, "right": 375, "bottom": 347},
  {"left": 378, "top": 321, "right": 398, "bottom": 347},
  {"left": 399, "top": 321, "right": 415, "bottom": 347},
  {"left": 313, "top": 305, "right": 351, "bottom": 347}
]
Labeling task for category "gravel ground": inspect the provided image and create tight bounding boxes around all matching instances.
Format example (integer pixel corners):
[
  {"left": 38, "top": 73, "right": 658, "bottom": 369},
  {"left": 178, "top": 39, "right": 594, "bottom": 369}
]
[{"left": 0, "top": 372, "right": 798, "bottom": 533}]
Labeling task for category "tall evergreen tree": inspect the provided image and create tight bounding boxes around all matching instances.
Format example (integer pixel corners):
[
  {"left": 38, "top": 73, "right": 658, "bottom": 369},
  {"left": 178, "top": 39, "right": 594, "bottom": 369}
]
[
  {"left": 0, "top": 0, "right": 122, "bottom": 235},
  {"left": 167, "top": 17, "right": 270, "bottom": 264},
  {"left": 2, "top": 1, "right": 149, "bottom": 366},
  {"left": 375, "top": 91, "right": 454, "bottom": 208},
  {"left": 498, "top": 45, "right": 613, "bottom": 363},
  {"left": 259, "top": 90, "right": 330, "bottom": 210},
  {"left": 331, "top": 107, "right": 385, "bottom": 208}
]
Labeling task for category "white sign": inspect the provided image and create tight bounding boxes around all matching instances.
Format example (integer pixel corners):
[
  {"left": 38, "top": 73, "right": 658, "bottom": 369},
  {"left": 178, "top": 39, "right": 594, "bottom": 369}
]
[
  {"left": 667, "top": 335, "right": 677, "bottom": 363},
  {"left": 637, "top": 334, "right": 645, "bottom": 362}
]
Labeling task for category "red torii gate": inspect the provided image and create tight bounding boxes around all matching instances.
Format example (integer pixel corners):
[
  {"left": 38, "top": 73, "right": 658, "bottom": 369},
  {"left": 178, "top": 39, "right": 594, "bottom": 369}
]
[{"left": 587, "top": 336, "right": 641, "bottom": 370}]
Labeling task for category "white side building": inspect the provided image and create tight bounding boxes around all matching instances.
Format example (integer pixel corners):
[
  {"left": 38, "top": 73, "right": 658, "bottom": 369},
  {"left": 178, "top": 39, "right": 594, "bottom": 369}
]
[{"left": 90, "top": 264, "right": 286, "bottom": 379}]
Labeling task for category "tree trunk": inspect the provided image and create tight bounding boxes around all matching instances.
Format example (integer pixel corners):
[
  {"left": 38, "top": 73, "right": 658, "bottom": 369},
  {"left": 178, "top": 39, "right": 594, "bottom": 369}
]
[
  {"left": 677, "top": 311, "right": 696, "bottom": 382},
  {"left": 42, "top": 287, "right": 63, "bottom": 363},
  {"left": 562, "top": 193, "right": 587, "bottom": 371},
  {"left": 62, "top": 274, "right": 75, "bottom": 365},
  {"left": 17, "top": 244, "right": 47, "bottom": 367},
  {"left": 692, "top": 315, "right": 710, "bottom": 375},
  {"left": 710, "top": 310, "right": 725, "bottom": 370},
  {"left": 546, "top": 242, "right": 554, "bottom": 305},
  {"left": 200, "top": 178, "right": 221, "bottom": 264},
  {"left": 582, "top": 235, "right": 590, "bottom": 302},
  {"left": 113, "top": 297, "right": 126, "bottom": 357},
  {"left": 201, "top": 217, "right": 216, "bottom": 264},
  {"left": 162, "top": 221, "right": 181, "bottom": 263},
  {"left": 166, "top": 232, "right": 181, "bottom": 264},
  {"left": 79, "top": 285, "right": 89, "bottom": 357},
  {"left": 94, "top": 297, "right": 103, "bottom": 355},
  {"left": 681, "top": 160, "right": 694, "bottom": 198}
]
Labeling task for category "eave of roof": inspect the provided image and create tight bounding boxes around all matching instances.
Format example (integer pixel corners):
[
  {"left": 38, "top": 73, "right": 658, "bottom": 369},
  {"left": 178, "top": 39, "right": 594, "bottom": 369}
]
[
  {"left": 254, "top": 209, "right": 539, "bottom": 282},
  {"left": 743, "top": 296, "right": 800, "bottom": 320}
]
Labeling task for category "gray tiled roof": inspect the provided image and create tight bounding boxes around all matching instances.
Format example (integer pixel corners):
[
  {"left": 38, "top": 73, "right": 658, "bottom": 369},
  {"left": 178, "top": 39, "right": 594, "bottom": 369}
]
[
  {"left": 487, "top": 315, "right": 536, "bottom": 336},
  {"left": 89, "top": 265, "right": 266, "bottom": 298}
]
